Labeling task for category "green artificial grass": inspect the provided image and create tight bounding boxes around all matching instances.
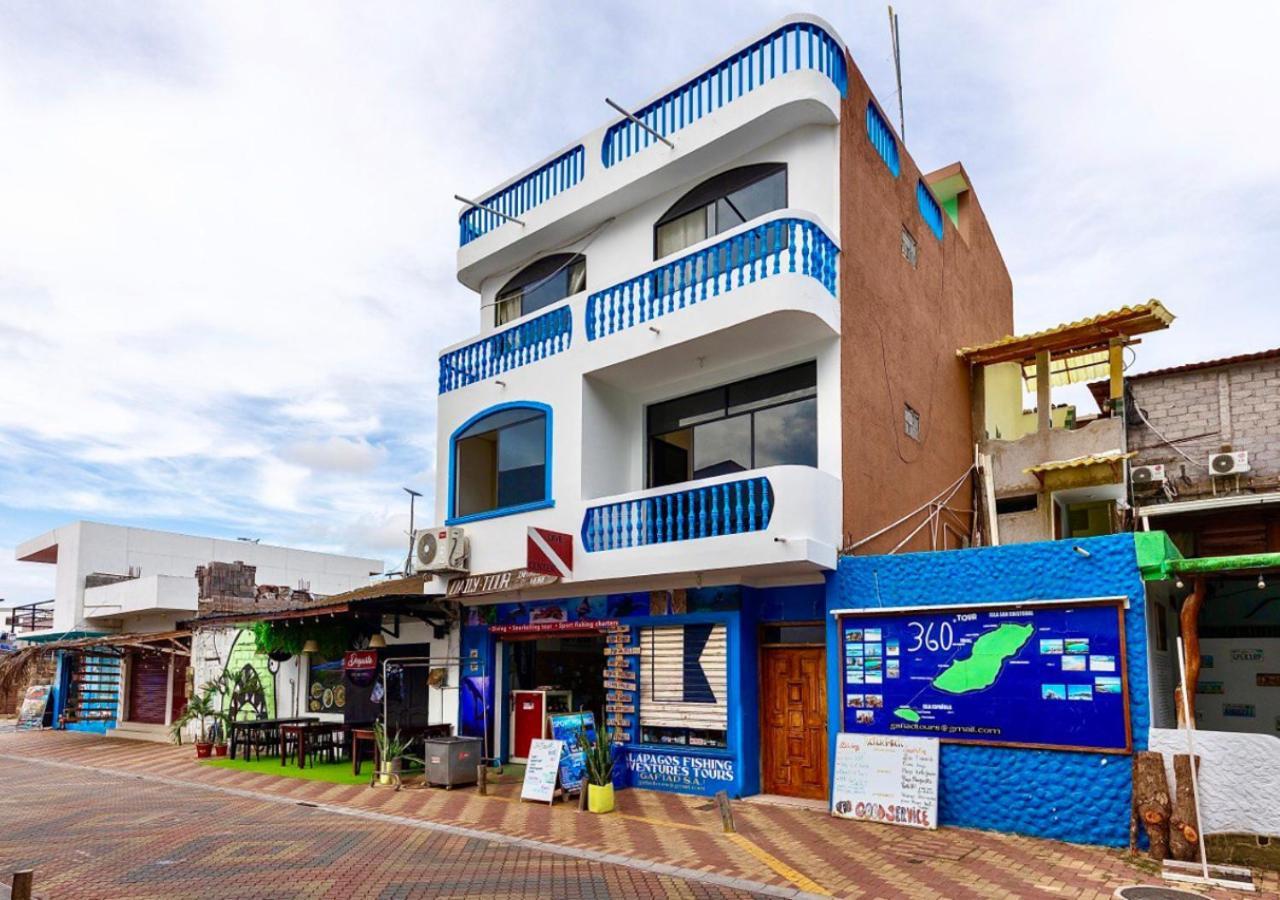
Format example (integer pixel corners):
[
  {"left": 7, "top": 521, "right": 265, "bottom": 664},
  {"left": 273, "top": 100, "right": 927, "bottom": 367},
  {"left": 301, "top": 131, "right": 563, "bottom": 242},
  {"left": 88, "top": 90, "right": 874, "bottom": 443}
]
[{"left": 201, "top": 755, "right": 380, "bottom": 785}]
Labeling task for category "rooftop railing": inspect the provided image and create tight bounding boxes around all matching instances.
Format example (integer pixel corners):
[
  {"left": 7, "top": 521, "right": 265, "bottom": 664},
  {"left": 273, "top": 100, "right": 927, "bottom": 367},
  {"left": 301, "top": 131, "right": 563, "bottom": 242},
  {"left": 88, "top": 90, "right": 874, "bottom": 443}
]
[
  {"left": 601, "top": 21, "right": 846, "bottom": 168},
  {"left": 458, "top": 145, "right": 586, "bottom": 247},
  {"left": 582, "top": 475, "right": 774, "bottom": 552},
  {"left": 438, "top": 304, "right": 573, "bottom": 394},
  {"left": 7, "top": 599, "right": 54, "bottom": 633},
  {"left": 586, "top": 216, "right": 838, "bottom": 341}
]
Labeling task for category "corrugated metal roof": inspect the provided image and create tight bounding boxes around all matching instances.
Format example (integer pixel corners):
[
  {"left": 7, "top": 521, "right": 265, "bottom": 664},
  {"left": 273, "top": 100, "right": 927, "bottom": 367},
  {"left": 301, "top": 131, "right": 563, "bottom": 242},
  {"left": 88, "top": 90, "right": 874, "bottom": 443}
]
[
  {"left": 1127, "top": 346, "right": 1280, "bottom": 380},
  {"left": 1024, "top": 450, "right": 1135, "bottom": 475},
  {"left": 957, "top": 301, "right": 1174, "bottom": 365}
]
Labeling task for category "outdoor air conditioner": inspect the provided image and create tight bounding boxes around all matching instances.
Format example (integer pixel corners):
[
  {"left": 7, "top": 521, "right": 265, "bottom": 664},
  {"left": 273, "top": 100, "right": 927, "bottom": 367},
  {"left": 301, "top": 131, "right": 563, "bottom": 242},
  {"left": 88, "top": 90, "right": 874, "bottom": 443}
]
[
  {"left": 413, "top": 526, "right": 469, "bottom": 574},
  {"left": 1209, "top": 451, "right": 1250, "bottom": 476},
  {"left": 1130, "top": 464, "right": 1166, "bottom": 487}
]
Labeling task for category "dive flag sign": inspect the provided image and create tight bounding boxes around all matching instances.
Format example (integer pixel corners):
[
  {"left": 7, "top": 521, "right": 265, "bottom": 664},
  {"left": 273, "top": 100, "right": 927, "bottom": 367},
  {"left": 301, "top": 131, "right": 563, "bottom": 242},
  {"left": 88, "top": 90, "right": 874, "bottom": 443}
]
[{"left": 527, "top": 527, "right": 573, "bottom": 578}]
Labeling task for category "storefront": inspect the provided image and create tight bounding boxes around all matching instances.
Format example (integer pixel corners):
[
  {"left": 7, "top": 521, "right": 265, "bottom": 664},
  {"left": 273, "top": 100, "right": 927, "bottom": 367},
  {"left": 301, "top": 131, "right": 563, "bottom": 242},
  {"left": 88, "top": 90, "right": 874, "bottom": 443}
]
[{"left": 456, "top": 582, "right": 826, "bottom": 798}]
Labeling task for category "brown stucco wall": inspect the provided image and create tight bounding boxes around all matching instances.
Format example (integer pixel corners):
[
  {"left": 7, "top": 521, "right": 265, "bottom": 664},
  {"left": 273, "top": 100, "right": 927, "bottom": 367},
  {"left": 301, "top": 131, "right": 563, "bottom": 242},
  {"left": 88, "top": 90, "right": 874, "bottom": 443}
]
[{"left": 839, "top": 55, "right": 1014, "bottom": 554}]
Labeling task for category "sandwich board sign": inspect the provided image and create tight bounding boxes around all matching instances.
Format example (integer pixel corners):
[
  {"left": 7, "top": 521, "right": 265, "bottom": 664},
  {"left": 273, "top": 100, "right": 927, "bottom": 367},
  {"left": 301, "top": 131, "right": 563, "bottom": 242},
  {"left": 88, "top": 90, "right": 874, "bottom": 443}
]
[
  {"left": 17, "top": 684, "right": 52, "bottom": 730},
  {"left": 520, "top": 738, "right": 564, "bottom": 805},
  {"left": 831, "top": 732, "right": 939, "bottom": 830}
]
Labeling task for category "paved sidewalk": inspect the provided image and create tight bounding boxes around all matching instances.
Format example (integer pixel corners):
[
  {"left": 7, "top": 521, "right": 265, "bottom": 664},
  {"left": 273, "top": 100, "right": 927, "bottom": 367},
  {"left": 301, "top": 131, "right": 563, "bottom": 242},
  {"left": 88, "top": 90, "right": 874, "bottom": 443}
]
[{"left": 1, "top": 731, "right": 1274, "bottom": 899}]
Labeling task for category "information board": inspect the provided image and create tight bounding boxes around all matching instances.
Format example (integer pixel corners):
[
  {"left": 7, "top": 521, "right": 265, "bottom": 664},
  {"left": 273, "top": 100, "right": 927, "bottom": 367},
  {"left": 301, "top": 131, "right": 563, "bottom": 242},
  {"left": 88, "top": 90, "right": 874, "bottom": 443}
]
[
  {"left": 839, "top": 599, "right": 1130, "bottom": 752},
  {"left": 831, "top": 733, "right": 938, "bottom": 829},
  {"left": 520, "top": 738, "right": 564, "bottom": 803},
  {"left": 16, "top": 684, "right": 52, "bottom": 730},
  {"left": 548, "top": 711, "right": 597, "bottom": 792}
]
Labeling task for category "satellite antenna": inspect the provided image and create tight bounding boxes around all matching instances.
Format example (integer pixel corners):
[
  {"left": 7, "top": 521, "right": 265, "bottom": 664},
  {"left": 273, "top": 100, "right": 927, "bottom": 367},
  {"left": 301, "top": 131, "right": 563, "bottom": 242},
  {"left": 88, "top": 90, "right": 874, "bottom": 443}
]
[{"left": 888, "top": 5, "right": 905, "bottom": 140}]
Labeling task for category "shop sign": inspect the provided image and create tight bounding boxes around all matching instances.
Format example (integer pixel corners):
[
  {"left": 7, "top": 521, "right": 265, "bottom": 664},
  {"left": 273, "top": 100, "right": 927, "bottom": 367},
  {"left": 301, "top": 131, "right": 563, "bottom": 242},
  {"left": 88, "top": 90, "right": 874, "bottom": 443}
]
[
  {"left": 611, "top": 729, "right": 632, "bottom": 742},
  {"left": 343, "top": 650, "right": 378, "bottom": 671},
  {"left": 831, "top": 732, "right": 939, "bottom": 830},
  {"left": 527, "top": 527, "right": 573, "bottom": 578},
  {"left": 606, "top": 704, "right": 635, "bottom": 714},
  {"left": 603, "top": 679, "right": 636, "bottom": 690},
  {"left": 626, "top": 750, "right": 736, "bottom": 794},
  {"left": 1258, "top": 673, "right": 1280, "bottom": 687},
  {"left": 447, "top": 568, "right": 559, "bottom": 598},
  {"left": 607, "top": 691, "right": 634, "bottom": 702},
  {"left": 16, "top": 685, "right": 52, "bottom": 730},
  {"left": 492, "top": 619, "right": 618, "bottom": 636},
  {"left": 605, "top": 646, "right": 641, "bottom": 656},
  {"left": 606, "top": 633, "right": 631, "bottom": 644},
  {"left": 1223, "top": 703, "right": 1256, "bottom": 718},
  {"left": 1231, "top": 648, "right": 1264, "bottom": 662},
  {"left": 520, "top": 739, "right": 563, "bottom": 804}
]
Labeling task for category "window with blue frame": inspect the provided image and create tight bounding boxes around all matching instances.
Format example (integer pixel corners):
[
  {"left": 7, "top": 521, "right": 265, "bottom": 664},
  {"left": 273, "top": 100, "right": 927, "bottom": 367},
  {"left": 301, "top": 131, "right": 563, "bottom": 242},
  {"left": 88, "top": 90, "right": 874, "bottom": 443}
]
[
  {"left": 917, "top": 180, "right": 945, "bottom": 240},
  {"left": 452, "top": 405, "right": 550, "bottom": 520},
  {"left": 865, "top": 102, "right": 900, "bottom": 176}
]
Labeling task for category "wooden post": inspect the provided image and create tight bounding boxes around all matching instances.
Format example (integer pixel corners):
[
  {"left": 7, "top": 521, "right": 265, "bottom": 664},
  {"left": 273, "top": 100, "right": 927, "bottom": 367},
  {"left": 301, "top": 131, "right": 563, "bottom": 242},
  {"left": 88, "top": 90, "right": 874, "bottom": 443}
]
[
  {"left": 577, "top": 779, "right": 589, "bottom": 811},
  {"left": 1169, "top": 754, "right": 1202, "bottom": 862},
  {"left": 1108, "top": 337, "right": 1126, "bottom": 416},
  {"left": 11, "top": 870, "right": 33, "bottom": 900},
  {"left": 970, "top": 364, "right": 987, "bottom": 443},
  {"left": 1133, "top": 751, "right": 1171, "bottom": 860},
  {"left": 1035, "top": 350, "right": 1052, "bottom": 432},
  {"left": 477, "top": 763, "right": 487, "bottom": 796},
  {"left": 715, "top": 790, "right": 736, "bottom": 833},
  {"left": 1175, "top": 577, "right": 1205, "bottom": 727}
]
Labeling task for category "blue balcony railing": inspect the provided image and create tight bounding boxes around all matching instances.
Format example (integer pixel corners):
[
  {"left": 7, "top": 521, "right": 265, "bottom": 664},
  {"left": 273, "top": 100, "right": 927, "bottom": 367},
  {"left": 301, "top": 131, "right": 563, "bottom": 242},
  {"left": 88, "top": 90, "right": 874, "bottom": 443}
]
[
  {"left": 438, "top": 305, "right": 572, "bottom": 394},
  {"left": 586, "top": 216, "right": 838, "bottom": 341},
  {"left": 459, "top": 145, "right": 586, "bottom": 247},
  {"left": 601, "top": 21, "right": 847, "bottom": 168},
  {"left": 582, "top": 476, "right": 774, "bottom": 552}
]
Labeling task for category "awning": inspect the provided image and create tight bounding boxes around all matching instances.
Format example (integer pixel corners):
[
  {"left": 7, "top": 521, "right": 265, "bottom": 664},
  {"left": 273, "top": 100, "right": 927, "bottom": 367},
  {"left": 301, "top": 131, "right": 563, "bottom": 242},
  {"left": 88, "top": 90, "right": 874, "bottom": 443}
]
[
  {"left": 0, "top": 629, "right": 191, "bottom": 693},
  {"left": 1024, "top": 450, "right": 1135, "bottom": 476},
  {"left": 193, "top": 575, "right": 435, "bottom": 627}
]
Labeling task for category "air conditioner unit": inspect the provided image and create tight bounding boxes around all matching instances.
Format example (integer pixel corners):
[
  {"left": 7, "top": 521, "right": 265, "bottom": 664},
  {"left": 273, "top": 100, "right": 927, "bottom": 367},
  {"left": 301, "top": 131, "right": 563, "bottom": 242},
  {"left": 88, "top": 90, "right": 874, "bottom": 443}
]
[
  {"left": 1209, "top": 451, "right": 1250, "bottom": 476},
  {"left": 413, "top": 527, "right": 469, "bottom": 574},
  {"left": 1130, "top": 464, "right": 1166, "bottom": 487}
]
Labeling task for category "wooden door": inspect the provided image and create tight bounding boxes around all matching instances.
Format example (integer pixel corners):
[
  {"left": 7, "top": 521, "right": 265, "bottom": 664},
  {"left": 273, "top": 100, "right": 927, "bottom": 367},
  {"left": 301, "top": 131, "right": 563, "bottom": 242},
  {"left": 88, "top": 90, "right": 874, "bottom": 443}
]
[
  {"left": 761, "top": 647, "right": 827, "bottom": 799},
  {"left": 170, "top": 655, "right": 189, "bottom": 723}
]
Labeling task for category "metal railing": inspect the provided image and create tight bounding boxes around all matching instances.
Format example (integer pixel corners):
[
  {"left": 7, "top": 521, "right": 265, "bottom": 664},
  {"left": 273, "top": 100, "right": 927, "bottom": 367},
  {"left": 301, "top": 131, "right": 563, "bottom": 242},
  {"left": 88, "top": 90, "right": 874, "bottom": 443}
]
[
  {"left": 458, "top": 145, "right": 586, "bottom": 247},
  {"left": 586, "top": 216, "right": 838, "bottom": 341},
  {"left": 582, "top": 475, "right": 774, "bottom": 552},
  {"left": 601, "top": 21, "right": 847, "bottom": 168},
  {"left": 7, "top": 600, "right": 54, "bottom": 633},
  {"left": 438, "top": 304, "right": 573, "bottom": 394}
]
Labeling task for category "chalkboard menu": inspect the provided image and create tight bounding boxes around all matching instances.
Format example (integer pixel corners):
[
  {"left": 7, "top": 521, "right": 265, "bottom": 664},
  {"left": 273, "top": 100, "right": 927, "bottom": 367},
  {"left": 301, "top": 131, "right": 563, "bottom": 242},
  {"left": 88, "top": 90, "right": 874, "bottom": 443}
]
[
  {"left": 830, "top": 732, "right": 938, "bottom": 830},
  {"left": 520, "top": 738, "right": 564, "bottom": 804}
]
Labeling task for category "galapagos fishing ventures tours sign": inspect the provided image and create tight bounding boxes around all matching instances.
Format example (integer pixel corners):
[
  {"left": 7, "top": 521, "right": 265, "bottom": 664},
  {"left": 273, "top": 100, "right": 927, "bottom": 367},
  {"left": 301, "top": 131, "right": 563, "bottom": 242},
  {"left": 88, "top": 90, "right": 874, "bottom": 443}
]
[
  {"left": 831, "top": 733, "right": 938, "bottom": 830},
  {"left": 838, "top": 598, "right": 1131, "bottom": 753}
]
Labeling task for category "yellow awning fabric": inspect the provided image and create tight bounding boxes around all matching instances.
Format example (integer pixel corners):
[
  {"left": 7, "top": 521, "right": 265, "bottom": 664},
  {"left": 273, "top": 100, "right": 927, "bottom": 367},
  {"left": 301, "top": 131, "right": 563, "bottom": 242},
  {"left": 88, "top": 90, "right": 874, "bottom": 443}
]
[{"left": 1024, "top": 451, "right": 1135, "bottom": 476}]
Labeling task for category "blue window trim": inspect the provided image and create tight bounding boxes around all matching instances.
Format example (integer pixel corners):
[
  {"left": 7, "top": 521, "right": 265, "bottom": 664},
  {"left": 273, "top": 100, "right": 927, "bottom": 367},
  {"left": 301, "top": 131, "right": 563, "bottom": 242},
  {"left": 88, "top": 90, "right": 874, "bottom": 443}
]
[
  {"left": 916, "top": 179, "right": 945, "bottom": 240},
  {"left": 865, "top": 101, "right": 900, "bottom": 177},
  {"left": 446, "top": 400, "right": 554, "bottom": 526}
]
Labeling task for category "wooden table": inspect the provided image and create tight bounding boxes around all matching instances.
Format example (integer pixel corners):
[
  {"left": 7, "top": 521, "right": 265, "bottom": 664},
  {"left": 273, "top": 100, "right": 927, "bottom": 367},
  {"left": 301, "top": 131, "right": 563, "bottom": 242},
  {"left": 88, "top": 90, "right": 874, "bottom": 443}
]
[
  {"left": 350, "top": 722, "right": 453, "bottom": 775},
  {"left": 279, "top": 721, "right": 345, "bottom": 769},
  {"left": 227, "top": 717, "right": 318, "bottom": 760}
]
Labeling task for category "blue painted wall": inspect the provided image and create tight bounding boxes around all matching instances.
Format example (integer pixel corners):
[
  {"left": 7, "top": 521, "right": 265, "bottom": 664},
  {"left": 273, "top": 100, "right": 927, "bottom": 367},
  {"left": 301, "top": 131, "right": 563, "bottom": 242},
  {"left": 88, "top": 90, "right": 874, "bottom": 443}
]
[{"left": 826, "top": 534, "right": 1149, "bottom": 847}]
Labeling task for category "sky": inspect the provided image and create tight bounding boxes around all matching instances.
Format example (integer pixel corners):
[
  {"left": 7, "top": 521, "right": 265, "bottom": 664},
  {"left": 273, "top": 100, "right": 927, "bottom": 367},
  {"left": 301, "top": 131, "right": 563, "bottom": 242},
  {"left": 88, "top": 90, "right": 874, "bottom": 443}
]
[{"left": 2, "top": 1, "right": 1278, "bottom": 604}]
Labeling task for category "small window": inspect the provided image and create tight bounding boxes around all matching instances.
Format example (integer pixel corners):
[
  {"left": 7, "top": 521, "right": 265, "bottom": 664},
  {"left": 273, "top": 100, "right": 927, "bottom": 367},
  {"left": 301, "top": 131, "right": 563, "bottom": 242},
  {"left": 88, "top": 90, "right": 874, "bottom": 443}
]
[
  {"left": 495, "top": 255, "right": 586, "bottom": 327},
  {"left": 654, "top": 164, "right": 787, "bottom": 259},
  {"left": 995, "top": 494, "right": 1038, "bottom": 515},
  {"left": 646, "top": 362, "right": 817, "bottom": 488},
  {"left": 452, "top": 405, "right": 550, "bottom": 520},
  {"left": 865, "top": 102, "right": 900, "bottom": 176},
  {"left": 903, "top": 404, "right": 921, "bottom": 441},
  {"left": 916, "top": 180, "right": 944, "bottom": 240},
  {"left": 900, "top": 227, "right": 918, "bottom": 267}
]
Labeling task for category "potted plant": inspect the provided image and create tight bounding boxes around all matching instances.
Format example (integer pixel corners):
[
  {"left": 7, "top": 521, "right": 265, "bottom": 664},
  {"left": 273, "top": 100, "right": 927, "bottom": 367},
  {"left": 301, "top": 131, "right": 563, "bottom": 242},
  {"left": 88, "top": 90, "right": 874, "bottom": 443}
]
[
  {"left": 578, "top": 722, "right": 619, "bottom": 814},
  {"left": 170, "top": 686, "right": 218, "bottom": 758},
  {"left": 210, "top": 719, "right": 229, "bottom": 757},
  {"left": 373, "top": 720, "right": 409, "bottom": 785}
]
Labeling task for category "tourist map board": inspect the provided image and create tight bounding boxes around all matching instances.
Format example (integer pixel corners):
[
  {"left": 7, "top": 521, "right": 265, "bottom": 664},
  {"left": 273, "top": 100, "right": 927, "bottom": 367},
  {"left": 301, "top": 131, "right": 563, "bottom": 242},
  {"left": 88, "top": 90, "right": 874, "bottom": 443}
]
[{"left": 839, "top": 599, "right": 1130, "bottom": 752}]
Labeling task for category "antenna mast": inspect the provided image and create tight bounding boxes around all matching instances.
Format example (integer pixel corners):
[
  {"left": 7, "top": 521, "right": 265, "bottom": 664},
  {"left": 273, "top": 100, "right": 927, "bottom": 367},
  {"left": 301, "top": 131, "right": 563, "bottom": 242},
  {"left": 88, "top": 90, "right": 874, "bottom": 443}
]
[{"left": 888, "top": 5, "right": 905, "bottom": 140}]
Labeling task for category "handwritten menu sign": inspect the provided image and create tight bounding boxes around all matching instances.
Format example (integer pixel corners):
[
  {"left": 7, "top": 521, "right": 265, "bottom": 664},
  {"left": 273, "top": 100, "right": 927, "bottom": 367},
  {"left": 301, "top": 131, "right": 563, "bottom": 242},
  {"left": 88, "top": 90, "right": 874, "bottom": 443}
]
[
  {"left": 520, "top": 738, "right": 564, "bottom": 804},
  {"left": 830, "top": 732, "right": 938, "bottom": 830}
]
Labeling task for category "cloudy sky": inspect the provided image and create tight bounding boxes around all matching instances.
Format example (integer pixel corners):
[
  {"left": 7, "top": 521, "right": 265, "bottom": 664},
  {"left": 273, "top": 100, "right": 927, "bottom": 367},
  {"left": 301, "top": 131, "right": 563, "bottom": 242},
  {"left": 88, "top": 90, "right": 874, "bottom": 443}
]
[{"left": 2, "top": 1, "right": 1278, "bottom": 603}]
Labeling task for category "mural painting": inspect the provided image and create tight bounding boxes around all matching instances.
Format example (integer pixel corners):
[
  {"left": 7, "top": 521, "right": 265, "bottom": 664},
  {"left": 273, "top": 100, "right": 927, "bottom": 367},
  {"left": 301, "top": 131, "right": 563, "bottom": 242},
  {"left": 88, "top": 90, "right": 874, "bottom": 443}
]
[{"left": 222, "top": 627, "right": 276, "bottom": 721}]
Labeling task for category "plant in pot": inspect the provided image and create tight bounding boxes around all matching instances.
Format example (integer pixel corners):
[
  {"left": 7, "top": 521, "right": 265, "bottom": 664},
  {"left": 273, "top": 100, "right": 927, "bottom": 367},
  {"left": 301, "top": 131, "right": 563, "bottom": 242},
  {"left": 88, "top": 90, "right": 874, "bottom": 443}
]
[
  {"left": 578, "top": 722, "right": 619, "bottom": 814},
  {"left": 209, "top": 718, "right": 229, "bottom": 757},
  {"left": 373, "top": 720, "right": 410, "bottom": 786},
  {"left": 170, "top": 686, "right": 218, "bottom": 758}
]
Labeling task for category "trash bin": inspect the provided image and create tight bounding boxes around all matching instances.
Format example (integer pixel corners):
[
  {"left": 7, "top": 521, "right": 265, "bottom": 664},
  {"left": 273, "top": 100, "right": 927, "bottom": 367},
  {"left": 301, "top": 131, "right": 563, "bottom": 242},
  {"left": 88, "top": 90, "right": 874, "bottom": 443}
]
[{"left": 422, "top": 735, "right": 483, "bottom": 789}]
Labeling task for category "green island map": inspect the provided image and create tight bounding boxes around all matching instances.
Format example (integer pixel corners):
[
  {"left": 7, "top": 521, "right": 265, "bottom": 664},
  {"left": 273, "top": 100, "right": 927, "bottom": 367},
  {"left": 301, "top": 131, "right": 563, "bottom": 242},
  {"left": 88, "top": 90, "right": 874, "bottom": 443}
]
[{"left": 893, "top": 623, "right": 1034, "bottom": 723}]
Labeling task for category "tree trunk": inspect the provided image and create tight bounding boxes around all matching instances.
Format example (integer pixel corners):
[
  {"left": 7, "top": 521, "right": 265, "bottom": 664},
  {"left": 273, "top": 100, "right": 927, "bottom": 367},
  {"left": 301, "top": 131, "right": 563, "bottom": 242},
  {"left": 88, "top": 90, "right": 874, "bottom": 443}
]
[
  {"left": 1175, "top": 578, "right": 1205, "bottom": 727},
  {"left": 1169, "top": 754, "right": 1201, "bottom": 862},
  {"left": 1133, "top": 751, "right": 1172, "bottom": 860}
]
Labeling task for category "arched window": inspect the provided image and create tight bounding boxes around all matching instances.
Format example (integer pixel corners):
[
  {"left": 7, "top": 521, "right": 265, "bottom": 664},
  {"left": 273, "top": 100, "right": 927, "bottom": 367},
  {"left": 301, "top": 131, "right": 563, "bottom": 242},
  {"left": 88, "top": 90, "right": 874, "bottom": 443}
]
[
  {"left": 654, "top": 164, "right": 787, "bottom": 259},
  {"left": 450, "top": 403, "right": 552, "bottom": 522},
  {"left": 495, "top": 254, "right": 586, "bottom": 327}
]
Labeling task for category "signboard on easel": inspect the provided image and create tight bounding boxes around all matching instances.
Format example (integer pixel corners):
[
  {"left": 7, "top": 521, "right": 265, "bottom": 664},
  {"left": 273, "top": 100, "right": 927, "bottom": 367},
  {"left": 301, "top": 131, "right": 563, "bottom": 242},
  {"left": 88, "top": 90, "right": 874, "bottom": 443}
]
[
  {"left": 548, "top": 711, "right": 596, "bottom": 792},
  {"left": 520, "top": 738, "right": 564, "bottom": 805},
  {"left": 831, "top": 732, "right": 939, "bottom": 830},
  {"left": 17, "top": 684, "right": 52, "bottom": 730}
]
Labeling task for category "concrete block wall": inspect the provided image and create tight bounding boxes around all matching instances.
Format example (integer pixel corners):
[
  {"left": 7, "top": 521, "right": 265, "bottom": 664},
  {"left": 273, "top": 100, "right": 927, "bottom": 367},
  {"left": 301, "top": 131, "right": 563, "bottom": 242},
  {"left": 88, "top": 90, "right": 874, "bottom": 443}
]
[{"left": 1129, "top": 357, "right": 1280, "bottom": 496}]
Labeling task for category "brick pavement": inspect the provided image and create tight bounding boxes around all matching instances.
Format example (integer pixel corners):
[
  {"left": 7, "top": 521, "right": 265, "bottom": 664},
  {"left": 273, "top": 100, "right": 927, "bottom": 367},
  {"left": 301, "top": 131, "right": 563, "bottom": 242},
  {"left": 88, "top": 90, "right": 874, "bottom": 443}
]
[{"left": 1, "top": 731, "right": 1275, "bottom": 899}]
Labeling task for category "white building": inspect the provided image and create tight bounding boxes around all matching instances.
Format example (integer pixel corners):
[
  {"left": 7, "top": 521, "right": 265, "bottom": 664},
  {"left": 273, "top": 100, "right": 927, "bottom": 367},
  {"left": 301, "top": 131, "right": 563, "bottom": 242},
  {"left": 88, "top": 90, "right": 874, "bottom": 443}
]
[
  {"left": 430, "top": 15, "right": 1013, "bottom": 798},
  {"left": 12, "top": 520, "right": 380, "bottom": 739}
]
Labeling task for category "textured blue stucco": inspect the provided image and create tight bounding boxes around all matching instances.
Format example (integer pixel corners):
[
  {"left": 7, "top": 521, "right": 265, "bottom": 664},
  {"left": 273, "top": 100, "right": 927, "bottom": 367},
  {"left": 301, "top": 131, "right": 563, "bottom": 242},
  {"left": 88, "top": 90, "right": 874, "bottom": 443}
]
[{"left": 826, "top": 533, "right": 1149, "bottom": 847}]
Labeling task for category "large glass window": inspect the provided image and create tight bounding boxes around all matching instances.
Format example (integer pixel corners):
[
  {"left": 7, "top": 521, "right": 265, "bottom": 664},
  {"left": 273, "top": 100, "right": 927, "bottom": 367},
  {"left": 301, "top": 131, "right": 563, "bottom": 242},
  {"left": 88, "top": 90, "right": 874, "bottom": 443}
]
[
  {"left": 646, "top": 362, "right": 817, "bottom": 488},
  {"left": 453, "top": 406, "right": 549, "bottom": 519},
  {"left": 494, "top": 254, "right": 586, "bottom": 327},
  {"left": 654, "top": 164, "right": 787, "bottom": 259}
]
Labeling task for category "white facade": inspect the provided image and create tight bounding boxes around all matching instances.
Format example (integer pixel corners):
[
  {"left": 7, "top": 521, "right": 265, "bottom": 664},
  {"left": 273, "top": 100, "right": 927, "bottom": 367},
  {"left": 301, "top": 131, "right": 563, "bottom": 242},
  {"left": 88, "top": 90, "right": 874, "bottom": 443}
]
[
  {"left": 434, "top": 15, "right": 847, "bottom": 595},
  {"left": 14, "top": 520, "right": 381, "bottom": 638}
]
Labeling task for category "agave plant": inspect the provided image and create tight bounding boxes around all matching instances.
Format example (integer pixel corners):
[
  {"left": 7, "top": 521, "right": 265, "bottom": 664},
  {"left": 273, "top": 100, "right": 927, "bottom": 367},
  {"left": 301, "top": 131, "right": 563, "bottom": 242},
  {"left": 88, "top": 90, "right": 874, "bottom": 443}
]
[{"left": 577, "top": 720, "right": 617, "bottom": 787}]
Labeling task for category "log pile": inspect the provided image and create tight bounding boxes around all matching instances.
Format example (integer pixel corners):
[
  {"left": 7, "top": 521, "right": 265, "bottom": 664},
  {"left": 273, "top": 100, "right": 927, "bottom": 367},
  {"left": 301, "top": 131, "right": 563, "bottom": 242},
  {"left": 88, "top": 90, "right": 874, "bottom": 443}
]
[{"left": 1132, "top": 751, "right": 1201, "bottom": 861}]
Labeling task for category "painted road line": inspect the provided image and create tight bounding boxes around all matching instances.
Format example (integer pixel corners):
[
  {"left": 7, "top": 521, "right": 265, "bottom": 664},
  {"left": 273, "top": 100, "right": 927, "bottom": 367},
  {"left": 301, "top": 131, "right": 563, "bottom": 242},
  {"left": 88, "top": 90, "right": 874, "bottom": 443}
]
[{"left": 0, "top": 754, "right": 827, "bottom": 900}]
